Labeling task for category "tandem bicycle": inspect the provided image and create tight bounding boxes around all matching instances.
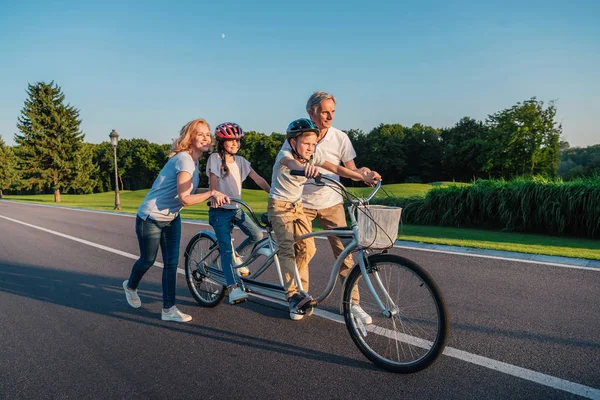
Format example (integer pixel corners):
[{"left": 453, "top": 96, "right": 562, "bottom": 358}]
[{"left": 184, "top": 174, "right": 449, "bottom": 373}]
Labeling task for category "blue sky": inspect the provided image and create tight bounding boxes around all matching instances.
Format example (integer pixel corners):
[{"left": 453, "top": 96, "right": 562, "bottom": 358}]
[{"left": 1, "top": 0, "right": 598, "bottom": 147}]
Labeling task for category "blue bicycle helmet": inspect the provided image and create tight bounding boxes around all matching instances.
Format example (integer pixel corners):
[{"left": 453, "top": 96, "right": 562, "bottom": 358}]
[{"left": 286, "top": 118, "right": 319, "bottom": 141}]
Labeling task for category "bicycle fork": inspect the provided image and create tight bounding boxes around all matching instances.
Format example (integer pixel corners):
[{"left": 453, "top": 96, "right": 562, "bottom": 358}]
[{"left": 358, "top": 252, "right": 399, "bottom": 318}]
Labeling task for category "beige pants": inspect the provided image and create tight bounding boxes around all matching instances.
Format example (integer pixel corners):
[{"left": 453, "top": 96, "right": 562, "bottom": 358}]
[
  {"left": 267, "top": 199, "right": 316, "bottom": 299},
  {"left": 304, "top": 203, "right": 359, "bottom": 302}
]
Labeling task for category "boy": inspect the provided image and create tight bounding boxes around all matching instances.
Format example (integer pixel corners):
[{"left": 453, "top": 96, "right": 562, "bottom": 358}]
[{"left": 268, "top": 118, "right": 380, "bottom": 320}]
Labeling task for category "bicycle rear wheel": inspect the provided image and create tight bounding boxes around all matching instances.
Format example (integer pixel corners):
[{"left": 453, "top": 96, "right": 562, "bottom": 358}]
[
  {"left": 184, "top": 233, "right": 225, "bottom": 307},
  {"left": 343, "top": 253, "right": 448, "bottom": 373}
]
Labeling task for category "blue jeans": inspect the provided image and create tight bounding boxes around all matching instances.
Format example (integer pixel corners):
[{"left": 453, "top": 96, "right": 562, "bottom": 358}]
[
  {"left": 127, "top": 215, "right": 181, "bottom": 309},
  {"left": 209, "top": 208, "right": 263, "bottom": 287}
]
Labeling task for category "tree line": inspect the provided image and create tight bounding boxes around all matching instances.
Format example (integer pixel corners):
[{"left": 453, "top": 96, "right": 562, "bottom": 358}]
[{"left": 0, "top": 81, "right": 598, "bottom": 200}]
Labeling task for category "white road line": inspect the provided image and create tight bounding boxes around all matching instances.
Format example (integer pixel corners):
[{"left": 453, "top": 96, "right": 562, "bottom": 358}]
[
  {"left": 0, "top": 215, "right": 171, "bottom": 273},
  {"left": 2, "top": 200, "right": 598, "bottom": 271},
  {"left": 1, "top": 213, "right": 599, "bottom": 399}
]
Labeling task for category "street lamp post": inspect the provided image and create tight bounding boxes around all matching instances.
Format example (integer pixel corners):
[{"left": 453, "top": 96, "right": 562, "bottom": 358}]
[{"left": 109, "top": 129, "right": 122, "bottom": 210}]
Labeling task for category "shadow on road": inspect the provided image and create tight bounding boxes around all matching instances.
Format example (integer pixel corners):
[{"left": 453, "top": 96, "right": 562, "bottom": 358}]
[{"left": 0, "top": 261, "right": 374, "bottom": 371}]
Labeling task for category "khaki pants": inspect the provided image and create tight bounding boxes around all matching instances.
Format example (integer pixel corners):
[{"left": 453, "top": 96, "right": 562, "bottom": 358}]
[
  {"left": 304, "top": 203, "right": 359, "bottom": 302},
  {"left": 267, "top": 199, "right": 316, "bottom": 299}
]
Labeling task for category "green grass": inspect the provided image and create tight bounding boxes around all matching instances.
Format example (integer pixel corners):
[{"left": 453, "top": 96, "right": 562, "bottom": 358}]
[
  {"left": 4, "top": 182, "right": 599, "bottom": 261},
  {"left": 399, "top": 224, "right": 600, "bottom": 260},
  {"left": 347, "top": 181, "right": 468, "bottom": 199}
]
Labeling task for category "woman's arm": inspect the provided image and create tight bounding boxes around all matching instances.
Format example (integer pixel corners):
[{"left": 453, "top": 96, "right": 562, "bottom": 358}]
[
  {"left": 177, "top": 171, "right": 229, "bottom": 207},
  {"left": 248, "top": 168, "right": 270, "bottom": 192}
]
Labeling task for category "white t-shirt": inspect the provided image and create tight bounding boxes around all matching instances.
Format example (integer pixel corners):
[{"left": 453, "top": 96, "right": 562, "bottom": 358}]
[
  {"left": 138, "top": 151, "right": 199, "bottom": 221},
  {"left": 269, "top": 149, "right": 324, "bottom": 203},
  {"left": 206, "top": 153, "right": 251, "bottom": 209},
  {"left": 281, "top": 126, "right": 356, "bottom": 209}
]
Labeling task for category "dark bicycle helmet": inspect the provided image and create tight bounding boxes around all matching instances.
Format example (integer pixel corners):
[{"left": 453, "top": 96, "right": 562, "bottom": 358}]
[
  {"left": 286, "top": 118, "right": 319, "bottom": 141},
  {"left": 215, "top": 122, "right": 244, "bottom": 141}
]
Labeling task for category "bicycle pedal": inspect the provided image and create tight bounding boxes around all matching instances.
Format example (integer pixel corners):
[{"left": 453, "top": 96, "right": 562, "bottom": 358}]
[
  {"left": 297, "top": 296, "right": 317, "bottom": 311},
  {"left": 230, "top": 298, "right": 247, "bottom": 305}
]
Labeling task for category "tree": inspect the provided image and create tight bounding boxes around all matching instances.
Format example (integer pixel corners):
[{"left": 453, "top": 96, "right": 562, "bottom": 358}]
[
  {"left": 238, "top": 131, "right": 285, "bottom": 189},
  {"left": 440, "top": 117, "right": 489, "bottom": 181},
  {"left": 558, "top": 144, "right": 600, "bottom": 180},
  {"left": 14, "top": 81, "right": 95, "bottom": 201},
  {"left": 70, "top": 143, "right": 98, "bottom": 194},
  {"left": 0, "top": 136, "right": 19, "bottom": 197},
  {"left": 485, "top": 98, "right": 561, "bottom": 178},
  {"left": 353, "top": 124, "right": 407, "bottom": 184},
  {"left": 402, "top": 123, "right": 444, "bottom": 183}
]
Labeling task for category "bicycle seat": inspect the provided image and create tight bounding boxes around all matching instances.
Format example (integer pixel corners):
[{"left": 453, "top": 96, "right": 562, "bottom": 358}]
[{"left": 261, "top": 213, "right": 271, "bottom": 228}]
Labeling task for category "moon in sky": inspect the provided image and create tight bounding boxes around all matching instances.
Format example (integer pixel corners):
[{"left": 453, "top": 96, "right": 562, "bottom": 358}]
[{"left": 221, "top": 33, "right": 225, "bottom": 39}]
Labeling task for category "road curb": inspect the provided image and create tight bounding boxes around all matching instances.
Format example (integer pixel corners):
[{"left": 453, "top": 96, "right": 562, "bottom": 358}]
[{"left": 395, "top": 240, "right": 600, "bottom": 269}]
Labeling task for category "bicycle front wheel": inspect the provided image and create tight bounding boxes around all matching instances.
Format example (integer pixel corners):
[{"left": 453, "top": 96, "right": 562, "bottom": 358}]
[
  {"left": 184, "top": 233, "right": 225, "bottom": 307},
  {"left": 343, "top": 253, "right": 448, "bottom": 373}
]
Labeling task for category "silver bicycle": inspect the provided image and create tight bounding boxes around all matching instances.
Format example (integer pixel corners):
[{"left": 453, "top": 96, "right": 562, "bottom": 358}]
[{"left": 184, "top": 175, "right": 448, "bottom": 373}]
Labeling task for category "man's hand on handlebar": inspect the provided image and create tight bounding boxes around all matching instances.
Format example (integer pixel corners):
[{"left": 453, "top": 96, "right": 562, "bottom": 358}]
[{"left": 363, "top": 170, "right": 381, "bottom": 186}]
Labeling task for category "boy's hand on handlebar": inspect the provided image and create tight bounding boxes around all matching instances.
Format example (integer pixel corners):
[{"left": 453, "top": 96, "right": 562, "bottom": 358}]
[
  {"left": 304, "top": 164, "right": 320, "bottom": 179},
  {"left": 211, "top": 191, "right": 230, "bottom": 207}
]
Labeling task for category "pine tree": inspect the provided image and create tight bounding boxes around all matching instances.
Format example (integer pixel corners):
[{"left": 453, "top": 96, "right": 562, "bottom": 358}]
[
  {"left": 0, "top": 135, "right": 19, "bottom": 198},
  {"left": 14, "top": 81, "right": 95, "bottom": 201}
]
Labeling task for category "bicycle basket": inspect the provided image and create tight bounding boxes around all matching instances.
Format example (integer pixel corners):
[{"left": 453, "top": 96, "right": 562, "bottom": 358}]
[{"left": 357, "top": 205, "right": 402, "bottom": 249}]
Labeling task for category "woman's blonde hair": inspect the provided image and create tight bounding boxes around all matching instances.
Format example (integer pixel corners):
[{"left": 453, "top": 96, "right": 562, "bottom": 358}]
[{"left": 168, "top": 118, "right": 211, "bottom": 158}]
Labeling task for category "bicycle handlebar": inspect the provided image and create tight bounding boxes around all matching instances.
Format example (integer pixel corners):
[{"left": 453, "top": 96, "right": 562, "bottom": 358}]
[
  {"left": 206, "top": 171, "right": 381, "bottom": 228},
  {"left": 289, "top": 169, "right": 382, "bottom": 204}
]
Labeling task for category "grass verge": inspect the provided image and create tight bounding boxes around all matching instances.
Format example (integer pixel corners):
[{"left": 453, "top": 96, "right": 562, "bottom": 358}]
[{"left": 4, "top": 186, "right": 599, "bottom": 261}]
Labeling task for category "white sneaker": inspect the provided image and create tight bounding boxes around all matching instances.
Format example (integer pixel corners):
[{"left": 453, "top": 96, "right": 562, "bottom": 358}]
[
  {"left": 289, "top": 311, "right": 304, "bottom": 321},
  {"left": 229, "top": 286, "right": 248, "bottom": 304},
  {"left": 351, "top": 304, "right": 372, "bottom": 325},
  {"left": 123, "top": 280, "right": 141, "bottom": 308},
  {"left": 161, "top": 306, "right": 192, "bottom": 322}
]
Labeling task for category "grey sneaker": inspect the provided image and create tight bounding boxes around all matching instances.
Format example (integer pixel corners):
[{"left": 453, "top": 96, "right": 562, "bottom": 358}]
[
  {"left": 351, "top": 304, "right": 372, "bottom": 325},
  {"left": 161, "top": 306, "right": 192, "bottom": 322},
  {"left": 123, "top": 280, "right": 141, "bottom": 308}
]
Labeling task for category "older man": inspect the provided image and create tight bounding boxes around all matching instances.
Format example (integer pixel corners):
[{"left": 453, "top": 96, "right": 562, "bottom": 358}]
[{"left": 295, "top": 91, "right": 376, "bottom": 324}]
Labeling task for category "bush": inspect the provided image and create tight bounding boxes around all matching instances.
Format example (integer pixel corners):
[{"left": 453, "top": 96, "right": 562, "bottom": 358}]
[{"left": 371, "top": 177, "right": 600, "bottom": 238}]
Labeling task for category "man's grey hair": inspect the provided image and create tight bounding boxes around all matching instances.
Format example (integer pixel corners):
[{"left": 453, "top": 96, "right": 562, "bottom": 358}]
[{"left": 306, "top": 91, "right": 336, "bottom": 116}]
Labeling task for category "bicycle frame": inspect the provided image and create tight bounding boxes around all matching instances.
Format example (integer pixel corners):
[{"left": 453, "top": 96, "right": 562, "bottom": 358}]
[
  {"left": 191, "top": 177, "right": 399, "bottom": 317},
  {"left": 186, "top": 176, "right": 448, "bottom": 373}
]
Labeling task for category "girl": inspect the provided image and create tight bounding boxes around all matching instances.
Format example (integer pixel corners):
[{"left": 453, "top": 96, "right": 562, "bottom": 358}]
[
  {"left": 122, "top": 118, "right": 229, "bottom": 323},
  {"left": 207, "top": 122, "right": 271, "bottom": 304}
]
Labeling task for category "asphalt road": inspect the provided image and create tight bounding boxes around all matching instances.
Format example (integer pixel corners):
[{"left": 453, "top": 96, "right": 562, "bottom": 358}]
[{"left": 1, "top": 201, "right": 599, "bottom": 400}]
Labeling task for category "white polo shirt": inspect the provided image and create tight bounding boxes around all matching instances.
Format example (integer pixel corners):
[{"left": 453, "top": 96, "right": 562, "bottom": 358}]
[{"left": 281, "top": 126, "right": 356, "bottom": 209}]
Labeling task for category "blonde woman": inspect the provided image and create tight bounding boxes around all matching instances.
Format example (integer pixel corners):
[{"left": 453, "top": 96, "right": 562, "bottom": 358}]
[{"left": 122, "top": 118, "right": 229, "bottom": 323}]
